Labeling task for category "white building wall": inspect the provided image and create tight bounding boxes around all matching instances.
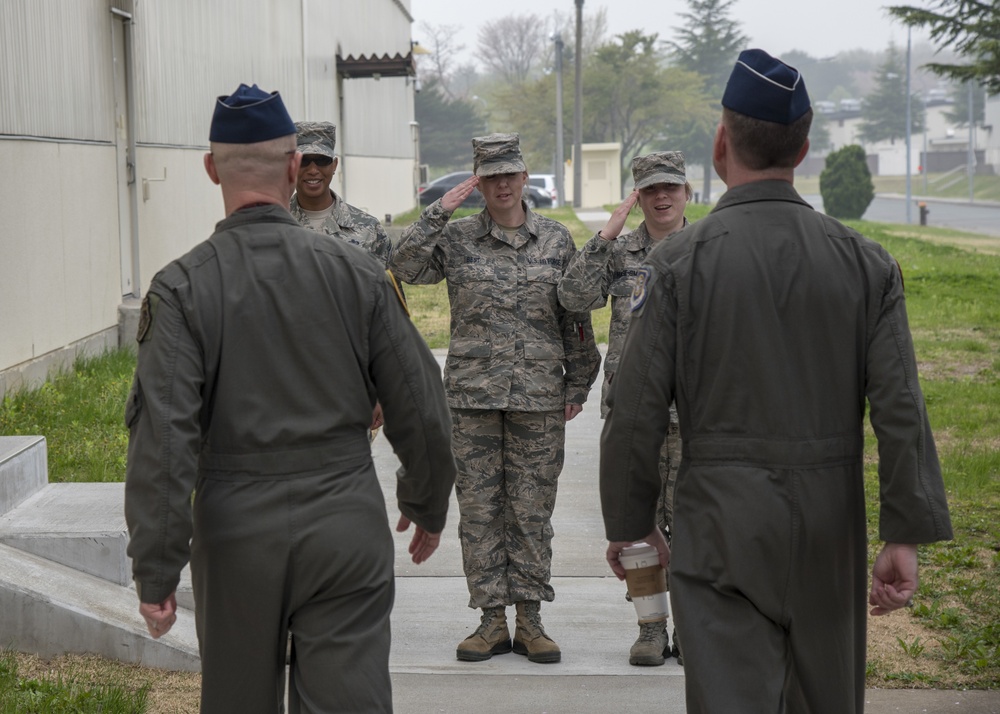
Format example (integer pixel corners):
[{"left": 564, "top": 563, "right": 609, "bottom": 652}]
[
  {"left": 984, "top": 94, "right": 999, "bottom": 169},
  {"left": 0, "top": 0, "right": 115, "bottom": 141},
  {"left": 821, "top": 103, "right": 994, "bottom": 176},
  {"left": 0, "top": 141, "right": 120, "bottom": 370},
  {"left": 1, "top": 0, "right": 419, "bottom": 393}
]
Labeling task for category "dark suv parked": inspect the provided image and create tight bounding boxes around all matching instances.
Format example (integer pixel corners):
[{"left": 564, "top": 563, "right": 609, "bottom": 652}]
[{"left": 418, "top": 171, "right": 553, "bottom": 209}]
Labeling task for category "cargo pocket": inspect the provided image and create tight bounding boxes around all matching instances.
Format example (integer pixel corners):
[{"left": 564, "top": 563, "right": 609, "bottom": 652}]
[
  {"left": 522, "top": 340, "right": 565, "bottom": 398},
  {"left": 444, "top": 337, "right": 491, "bottom": 398}
]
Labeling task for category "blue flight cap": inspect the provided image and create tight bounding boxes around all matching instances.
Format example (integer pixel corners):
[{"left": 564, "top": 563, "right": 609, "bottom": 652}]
[
  {"left": 209, "top": 83, "right": 296, "bottom": 143},
  {"left": 722, "top": 49, "right": 811, "bottom": 125}
]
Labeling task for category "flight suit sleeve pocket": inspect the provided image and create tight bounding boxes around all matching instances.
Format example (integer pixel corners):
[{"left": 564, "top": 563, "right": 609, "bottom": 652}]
[{"left": 124, "top": 381, "right": 143, "bottom": 429}]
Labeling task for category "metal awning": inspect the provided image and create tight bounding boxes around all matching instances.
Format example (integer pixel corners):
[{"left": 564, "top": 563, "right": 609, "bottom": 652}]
[{"left": 336, "top": 52, "right": 416, "bottom": 79}]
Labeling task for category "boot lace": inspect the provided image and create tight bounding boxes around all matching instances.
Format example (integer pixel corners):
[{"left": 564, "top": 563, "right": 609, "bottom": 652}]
[{"left": 637, "top": 621, "right": 666, "bottom": 645}]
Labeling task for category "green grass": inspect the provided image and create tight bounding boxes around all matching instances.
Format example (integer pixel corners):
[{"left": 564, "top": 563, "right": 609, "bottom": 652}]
[
  {"left": 0, "top": 649, "right": 148, "bottom": 713},
  {"left": 0, "top": 349, "right": 135, "bottom": 483},
  {"left": 2, "top": 211, "right": 999, "bottom": 688}
]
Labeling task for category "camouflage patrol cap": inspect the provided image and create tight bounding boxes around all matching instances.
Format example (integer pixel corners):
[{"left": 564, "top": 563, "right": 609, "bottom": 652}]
[
  {"left": 631, "top": 151, "right": 686, "bottom": 190},
  {"left": 295, "top": 121, "right": 336, "bottom": 158},
  {"left": 472, "top": 133, "right": 526, "bottom": 177}
]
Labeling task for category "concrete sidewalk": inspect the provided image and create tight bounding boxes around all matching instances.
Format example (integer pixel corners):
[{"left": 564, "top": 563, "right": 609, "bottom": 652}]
[{"left": 372, "top": 350, "right": 1000, "bottom": 713}]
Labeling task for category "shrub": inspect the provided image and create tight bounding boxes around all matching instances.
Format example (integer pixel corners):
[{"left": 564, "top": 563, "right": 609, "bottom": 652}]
[{"left": 819, "top": 144, "right": 875, "bottom": 220}]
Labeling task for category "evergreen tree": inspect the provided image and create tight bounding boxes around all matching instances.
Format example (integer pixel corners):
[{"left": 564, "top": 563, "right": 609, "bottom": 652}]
[
  {"left": 888, "top": 0, "right": 1000, "bottom": 92},
  {"left": 943, "top": 81, "right": 986, "bottom": 126},
  {"left": 859, "top": 44, "right": 926, "bottom": 145},
  {"left": 820, "top": 145, "right": 875, "bottom": 220},
  {"left": 414, "top": 78, "right": 485, "bottom": 171},
  {"left": 666, "top": 0, "right": 747, "bottom": 203}
]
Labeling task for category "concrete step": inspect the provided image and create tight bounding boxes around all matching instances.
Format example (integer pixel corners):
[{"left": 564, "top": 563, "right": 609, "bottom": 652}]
[
  {"left": 0, "top": 436, "right": 47, "bottom": 515},
  {"left": 0, "top": 480, "right": 194, "bottom": 600},
  {"left": 0, "top": 542, "right": 199, "bottom": 671},
  {"left": 0, "top": 482, "right": 131, "bottom": 585}
]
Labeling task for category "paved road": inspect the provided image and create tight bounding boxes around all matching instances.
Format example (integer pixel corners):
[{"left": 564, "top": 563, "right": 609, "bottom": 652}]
[{"left": 802, "top": 193, "right": 1000, "bottom": 237}]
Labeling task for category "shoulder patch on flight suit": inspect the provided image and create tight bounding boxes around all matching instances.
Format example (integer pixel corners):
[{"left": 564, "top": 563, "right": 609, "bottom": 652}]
[
  {"left": 136, "top": 293, "right": 160, "bottom": 343},
  {"left": 630, "top": 267, "right": 653, "bottom": 313},
  {"left": 386, "top": 270, "right": 410, "bottom": 317}
]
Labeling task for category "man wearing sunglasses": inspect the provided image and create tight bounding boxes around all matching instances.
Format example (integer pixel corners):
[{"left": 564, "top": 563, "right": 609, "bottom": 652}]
[{"left": 290, "top": 121, "right": 394, "bottom": 268}]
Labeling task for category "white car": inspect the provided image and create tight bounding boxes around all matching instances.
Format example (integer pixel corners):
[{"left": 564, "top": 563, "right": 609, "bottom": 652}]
[{"left": 529, "top": 174, "right": 559, "bottom": 205}]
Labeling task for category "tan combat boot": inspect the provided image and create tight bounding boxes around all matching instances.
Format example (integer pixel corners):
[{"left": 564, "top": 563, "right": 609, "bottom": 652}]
[
  {"left": 456, "top": 606, "right": 512, "bottom": 661},
  {"left": 629, "top": 619, "right": 670, "bottom": 666},
  {"left": 513, "top": 601, "right": 561, "bottom": 663}
]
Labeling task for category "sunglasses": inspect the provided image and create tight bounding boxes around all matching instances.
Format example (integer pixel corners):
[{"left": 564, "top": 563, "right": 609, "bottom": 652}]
[{"left": 300, "top": 155, "right": 334, "bottom": 167}]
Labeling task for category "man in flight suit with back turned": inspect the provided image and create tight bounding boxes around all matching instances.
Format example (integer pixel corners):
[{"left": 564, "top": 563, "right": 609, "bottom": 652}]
[
  {"left": 124, "top": 83, "right": 456, "bottom": 714},
  {"left": 600, "top": 50, "right": 952, "bottom": 712}
]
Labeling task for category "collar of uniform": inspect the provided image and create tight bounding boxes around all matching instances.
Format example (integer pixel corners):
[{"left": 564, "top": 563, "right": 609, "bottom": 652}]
[
  {"left": 713, "top": 179, "right": 812, "bottom": 214},
  {"left": 329, "top": 190, "right": 355, "bottom": 228},
  {"left": 217, "top": 203, "right": 298, "bottom": 231},
  {"left": 473, "top": 205, "right": 539, "bottom": 243},
  {"left": 623, "top": 222, "right": 653, "bottom": 252}
]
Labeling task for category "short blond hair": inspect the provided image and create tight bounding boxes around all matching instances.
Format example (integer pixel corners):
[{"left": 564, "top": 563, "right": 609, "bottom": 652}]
[{"left": 210, "top": 134, "right": 296, "bottom": 188}]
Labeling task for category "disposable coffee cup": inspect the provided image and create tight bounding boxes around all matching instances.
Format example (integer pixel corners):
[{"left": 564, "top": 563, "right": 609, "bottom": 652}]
[{"left": 619, "top": 542, "right": 668, "bottom": 623}]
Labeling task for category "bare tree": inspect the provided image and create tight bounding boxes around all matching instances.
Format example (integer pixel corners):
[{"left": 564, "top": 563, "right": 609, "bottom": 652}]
[
  {"left": 476, "top": 14, "right": 547, "bottom": 86},
  {"left": 539, "top": 6, "right": 609, "bottom": 69},
  {"left": 416, "top": 21, "right": 466, "bottom": 99}
]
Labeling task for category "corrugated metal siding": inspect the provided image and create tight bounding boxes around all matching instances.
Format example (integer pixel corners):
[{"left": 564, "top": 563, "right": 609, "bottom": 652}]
[
  {"left": 332, "top": 0, "right": 415, "bottom": 159},
  {"left": 342, "top": 78, "right": 413, "bottom": 157},
  {"left": 0, "top": 0, "right": 115, "bottom": 142},
  {"left": 331, "top": 0, "right": 411, "bottom": 58},
  {"left": 133, "top": 0, "right": 305, "bottom": 147}
]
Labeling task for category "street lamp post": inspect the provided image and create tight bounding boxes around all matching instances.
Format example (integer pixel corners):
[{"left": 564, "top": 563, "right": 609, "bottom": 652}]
[
  {"left": 968, "top": 81, "right": 975, "bottom": 202},
  {"left": 552, "top": 32, "right": 565, "bottom": 208},
  {"left": 905, "top": 25, "right": 912, "bottom": 224},
  {"left": 573, "top": 0, "right": 583, "bottom": 208}
]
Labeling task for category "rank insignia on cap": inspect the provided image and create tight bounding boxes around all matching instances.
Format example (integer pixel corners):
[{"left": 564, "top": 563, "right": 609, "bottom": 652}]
[{"left": 630, "top": 267, "right": 652, "bottom": 313}]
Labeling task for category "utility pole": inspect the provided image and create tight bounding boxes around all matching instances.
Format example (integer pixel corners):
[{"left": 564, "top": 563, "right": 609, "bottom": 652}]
[
  {"left": 552, "top": 32, "right": 565, "bottom": 208},
  {"left": 968, "top": 81, "right": 975, "bottom": 202},
  {"left": 573, "top": 0, "right": 583, "bottom": 208},
  {"left": 905, "top": 26, "right": 912, "bottom": 224}
]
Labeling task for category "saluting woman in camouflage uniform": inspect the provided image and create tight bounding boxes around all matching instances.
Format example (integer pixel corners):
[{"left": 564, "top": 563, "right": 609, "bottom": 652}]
[
  {"left": 558, "top": 151, "right": 691, "bottom": 666},
  {"left": 391, "top": 133, "right": 600, "bottom": 665}
]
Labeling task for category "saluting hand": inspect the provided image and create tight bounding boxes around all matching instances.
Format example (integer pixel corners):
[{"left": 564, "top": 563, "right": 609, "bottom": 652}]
[
  {"left": 441, "top": 175, "right": 480, "bottom": 213},
  {"left": 599, "top": 191, "right": 639, "bottom": 241}
]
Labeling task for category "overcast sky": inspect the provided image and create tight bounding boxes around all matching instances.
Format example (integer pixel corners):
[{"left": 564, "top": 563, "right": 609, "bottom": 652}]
[{"left": 410, "top": 0, "right": 929, "bottom": 65}]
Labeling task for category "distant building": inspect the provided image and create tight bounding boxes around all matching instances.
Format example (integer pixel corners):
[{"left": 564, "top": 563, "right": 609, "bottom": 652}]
[
  {"left": 0, "top": 0, "right": 423, "bottom": 397},
  {"left": 808, "top": 89, "right": 996, "bottom": 180}
]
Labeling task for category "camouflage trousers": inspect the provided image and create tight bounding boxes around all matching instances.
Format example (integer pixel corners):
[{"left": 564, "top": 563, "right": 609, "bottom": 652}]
[
  {"left": 451, "top": 408, "right": 565, "bottom": 609},
  {"left": 656, "top": 406, "right": 682, "bottom": 533}
]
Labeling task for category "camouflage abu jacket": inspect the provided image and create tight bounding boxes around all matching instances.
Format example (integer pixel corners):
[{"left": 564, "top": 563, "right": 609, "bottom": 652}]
[
  {"left": 558, "top": 220, "right": 685, "bottom": 417},
  {"left": 290, "top": 190, "right": 393, "bottom": 268},
  {"left": 390, "top": 199, "right": 601, "bottom": 412}
]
